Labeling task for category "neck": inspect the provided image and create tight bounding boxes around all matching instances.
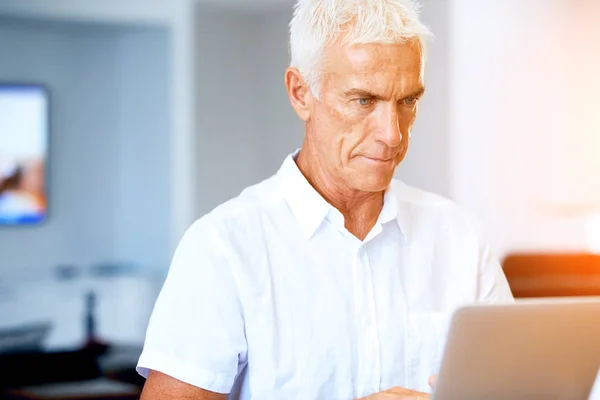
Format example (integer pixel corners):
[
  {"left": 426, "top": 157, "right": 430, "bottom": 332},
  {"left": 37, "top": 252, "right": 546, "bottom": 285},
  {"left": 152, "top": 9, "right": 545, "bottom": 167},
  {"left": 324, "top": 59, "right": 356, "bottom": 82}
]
[{"left": 296, "top": 145, "right": 384, "bottom": 240}]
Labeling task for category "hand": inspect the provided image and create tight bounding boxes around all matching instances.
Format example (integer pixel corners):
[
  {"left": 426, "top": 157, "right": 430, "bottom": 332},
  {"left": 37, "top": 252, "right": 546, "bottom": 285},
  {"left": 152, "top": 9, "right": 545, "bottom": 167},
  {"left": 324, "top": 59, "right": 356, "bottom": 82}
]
[
  {"left": 359, "top": 386, "right": 430, "bottom": 399},
  {"left": 358, "top": 375, "right": 437, "bottom": 400},
  {"left": 428, "top": 375, "right": 437, "bottom": 390}
]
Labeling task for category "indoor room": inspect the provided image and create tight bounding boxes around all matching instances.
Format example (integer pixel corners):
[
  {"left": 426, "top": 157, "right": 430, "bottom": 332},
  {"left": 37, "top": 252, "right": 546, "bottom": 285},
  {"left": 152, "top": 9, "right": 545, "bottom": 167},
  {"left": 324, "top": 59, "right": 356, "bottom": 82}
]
[{"left": 0, "top": 0, "right": 599, "bottom": 399}]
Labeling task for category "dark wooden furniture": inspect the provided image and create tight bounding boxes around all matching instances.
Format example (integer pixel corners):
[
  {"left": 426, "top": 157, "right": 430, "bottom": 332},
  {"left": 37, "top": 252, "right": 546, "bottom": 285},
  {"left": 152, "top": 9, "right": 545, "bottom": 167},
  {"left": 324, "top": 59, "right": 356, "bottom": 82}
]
[
  {"left": 5, "top": 378, "right": 140, "bottom": 400},
  {"left": 502, "top": 253, "right": 600, "bottom": 298}
]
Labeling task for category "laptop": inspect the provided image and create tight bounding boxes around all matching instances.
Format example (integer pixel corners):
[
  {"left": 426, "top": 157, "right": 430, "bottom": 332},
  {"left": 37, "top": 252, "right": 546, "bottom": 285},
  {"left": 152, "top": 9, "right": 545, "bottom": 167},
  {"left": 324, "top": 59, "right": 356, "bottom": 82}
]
[{"left": 432, "top": 298, "right": 600, "bottom": 400}]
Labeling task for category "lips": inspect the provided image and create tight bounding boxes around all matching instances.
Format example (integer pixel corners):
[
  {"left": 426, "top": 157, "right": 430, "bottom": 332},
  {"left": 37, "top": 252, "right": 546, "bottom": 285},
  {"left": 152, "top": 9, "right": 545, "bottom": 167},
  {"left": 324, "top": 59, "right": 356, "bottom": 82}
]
[
  {"left": 360, "top": 144, "right": 405, "bottom": 163},
  {"left": 363, "top": 155, "right": 396, "bottom": 162}
]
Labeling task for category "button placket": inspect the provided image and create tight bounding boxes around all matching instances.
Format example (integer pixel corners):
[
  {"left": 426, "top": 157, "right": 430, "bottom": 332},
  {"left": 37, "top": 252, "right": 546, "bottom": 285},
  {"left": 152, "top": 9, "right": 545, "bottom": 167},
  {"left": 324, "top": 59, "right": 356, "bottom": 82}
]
[
  {"left": 362, "top": 245, "right": 381, "bottom": 392},
  {"left": 354, "top": 244, "right": 381, "bottom": 394},
  {"left": 352, "top": 244, "right": 366, "bottom": 394}
]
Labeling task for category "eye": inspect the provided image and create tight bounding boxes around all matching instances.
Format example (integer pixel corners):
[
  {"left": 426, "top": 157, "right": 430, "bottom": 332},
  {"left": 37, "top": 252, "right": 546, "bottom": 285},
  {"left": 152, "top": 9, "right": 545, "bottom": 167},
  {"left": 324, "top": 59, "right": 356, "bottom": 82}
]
[
  {"left": 403, "top": 97, "right": 418, "bottom": 106},
  {"left": 356, "top": 98, "right": 372, "bottom": 106}
]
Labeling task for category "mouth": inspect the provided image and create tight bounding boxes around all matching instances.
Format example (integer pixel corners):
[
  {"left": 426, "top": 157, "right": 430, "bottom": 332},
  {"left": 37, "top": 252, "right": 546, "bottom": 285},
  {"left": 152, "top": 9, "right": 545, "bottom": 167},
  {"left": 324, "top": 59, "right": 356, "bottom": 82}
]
[
  {"left": 362, "top": 156, "right": 396, "bottom": 164},
  {"left": 359, "top": 145, "right": 405, "bottom": 165}
]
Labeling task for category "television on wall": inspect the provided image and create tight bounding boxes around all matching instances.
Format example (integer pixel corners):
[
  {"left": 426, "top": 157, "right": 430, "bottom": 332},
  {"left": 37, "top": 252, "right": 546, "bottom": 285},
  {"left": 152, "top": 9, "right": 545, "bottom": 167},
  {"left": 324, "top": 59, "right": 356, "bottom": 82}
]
[{"left": 0, "top": 84, "right": 49, "bottom": 225}]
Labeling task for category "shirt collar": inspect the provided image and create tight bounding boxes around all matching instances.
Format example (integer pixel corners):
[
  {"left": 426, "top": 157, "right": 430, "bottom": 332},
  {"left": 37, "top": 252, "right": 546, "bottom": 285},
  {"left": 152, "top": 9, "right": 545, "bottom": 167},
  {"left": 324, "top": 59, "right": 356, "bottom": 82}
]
[
  {"left": 278, "top": 149, "right": 407, "bottom": 241},
  {"left": 278, "top": 150, "right": 331, "bottom": 238},
  {"left": 387, "top": 180, "right": 409, "bottom": 243}
]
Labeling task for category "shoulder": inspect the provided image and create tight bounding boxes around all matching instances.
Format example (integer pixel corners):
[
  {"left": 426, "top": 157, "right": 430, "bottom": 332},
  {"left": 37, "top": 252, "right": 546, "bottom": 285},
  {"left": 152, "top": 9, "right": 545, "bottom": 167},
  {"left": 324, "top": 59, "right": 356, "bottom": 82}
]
[
  {"left": 184, "top": 174, "right": 285, "bottom": 245},
  {"left": 389, "top": 179, "right": 465, "bottom": 213},
  {"left": 389, "top": 179, "right": 482, "bottom": 237}
]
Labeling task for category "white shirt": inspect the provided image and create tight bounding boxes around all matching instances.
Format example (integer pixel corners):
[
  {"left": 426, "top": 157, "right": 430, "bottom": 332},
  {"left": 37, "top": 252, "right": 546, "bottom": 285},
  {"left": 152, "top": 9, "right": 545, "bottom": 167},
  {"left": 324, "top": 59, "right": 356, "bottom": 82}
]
[{"left": 137, "top": 152, "right": 514, "bottom": 399}]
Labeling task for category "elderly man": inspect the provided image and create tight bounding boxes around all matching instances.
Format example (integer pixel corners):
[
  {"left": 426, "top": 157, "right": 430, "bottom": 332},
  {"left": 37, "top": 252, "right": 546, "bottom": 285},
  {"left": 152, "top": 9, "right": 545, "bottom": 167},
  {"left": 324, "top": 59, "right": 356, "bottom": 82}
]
[{"left": 137, "top": 0, "right": 513, "bottom": 399}]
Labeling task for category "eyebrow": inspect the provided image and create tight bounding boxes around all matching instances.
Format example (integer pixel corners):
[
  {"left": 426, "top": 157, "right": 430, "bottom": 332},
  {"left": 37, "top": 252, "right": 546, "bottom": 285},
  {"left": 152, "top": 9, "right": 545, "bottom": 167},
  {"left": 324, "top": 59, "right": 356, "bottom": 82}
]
[
  {"left": 343, "top": 87, "right": 425, "bottom": 100},
  {"left": 406, "top": 87, "right": 426, "bottom": 99},
  {"left": 343, "top": 88, "right": 383, "bottom": 99}
]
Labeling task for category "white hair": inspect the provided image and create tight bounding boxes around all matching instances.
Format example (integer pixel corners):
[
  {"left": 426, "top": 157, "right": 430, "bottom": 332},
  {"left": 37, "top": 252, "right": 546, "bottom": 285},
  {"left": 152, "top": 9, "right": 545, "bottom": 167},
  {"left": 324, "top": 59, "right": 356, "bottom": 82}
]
[{"left": 289, "top": 0, "right": 433, "bottom": 98}]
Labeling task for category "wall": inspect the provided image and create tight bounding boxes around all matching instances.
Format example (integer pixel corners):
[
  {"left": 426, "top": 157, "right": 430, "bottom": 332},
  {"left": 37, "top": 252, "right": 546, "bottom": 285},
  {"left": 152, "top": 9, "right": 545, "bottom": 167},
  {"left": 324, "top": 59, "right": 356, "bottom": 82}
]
[
  {"left": 114, "top": 28, "right": 172, "bottom": 270},
  {"left": 0, "top": 18, "right": 171, "bottom": 346},
  {"left": 0, "top": 0, "right": 213, "bottom": 262},
  {"left": 194, "top": 6, "right": 263, "bottom": 216},
  {"left": 448, "top": 0, "right": 600, "bottom": 257},
  {"left": 0, "top": 19, "right": 171, "bottom": 273},
  {"left": 255, "top": 5, "right": 304, "bottom": 178},
  {"left": 559, "top": 0, "right": 600, "bottom": 207},
  {"left": 0, "top": 20, "right": 119, "bottom": 274},
  {"left": 0, "top": 0, "right": 174, "bottom": 25},
  {"left": 395, "top": 0, "right": 451, "bottom": 198},
  {"left": 194, "top": 3, "right": 303, "bottom": 218}
]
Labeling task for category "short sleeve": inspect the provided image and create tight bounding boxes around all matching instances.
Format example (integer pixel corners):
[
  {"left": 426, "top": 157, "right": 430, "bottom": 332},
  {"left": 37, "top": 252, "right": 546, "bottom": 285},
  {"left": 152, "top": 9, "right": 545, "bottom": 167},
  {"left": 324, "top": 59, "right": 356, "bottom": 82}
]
[{"left": 137, "top": 218, "right": 247, "bottom": 394}]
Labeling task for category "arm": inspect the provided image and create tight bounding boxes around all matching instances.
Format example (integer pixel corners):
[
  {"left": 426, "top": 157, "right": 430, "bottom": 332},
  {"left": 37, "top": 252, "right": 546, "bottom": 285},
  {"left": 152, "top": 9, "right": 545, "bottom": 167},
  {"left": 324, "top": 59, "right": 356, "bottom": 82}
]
[
  {"left": 137, "top": 218, "right": 247, "bottom": 396},
  {"left": 141, "top": 371, "right": 227, "bottom": 400}
]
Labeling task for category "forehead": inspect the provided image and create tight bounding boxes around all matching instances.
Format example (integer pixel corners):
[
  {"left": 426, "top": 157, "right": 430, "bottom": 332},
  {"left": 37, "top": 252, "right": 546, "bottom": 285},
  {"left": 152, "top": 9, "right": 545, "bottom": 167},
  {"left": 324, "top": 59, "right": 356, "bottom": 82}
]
[{"left": 321, "top": 40, "right": 423, "bottom": 90}]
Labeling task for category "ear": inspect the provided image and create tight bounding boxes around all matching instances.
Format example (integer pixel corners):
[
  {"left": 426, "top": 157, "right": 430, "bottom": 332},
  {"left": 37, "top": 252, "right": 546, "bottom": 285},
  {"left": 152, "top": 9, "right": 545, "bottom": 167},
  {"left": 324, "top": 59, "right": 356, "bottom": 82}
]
[{"left": 285, "top": 67, "right": 311, "bottom": 121}]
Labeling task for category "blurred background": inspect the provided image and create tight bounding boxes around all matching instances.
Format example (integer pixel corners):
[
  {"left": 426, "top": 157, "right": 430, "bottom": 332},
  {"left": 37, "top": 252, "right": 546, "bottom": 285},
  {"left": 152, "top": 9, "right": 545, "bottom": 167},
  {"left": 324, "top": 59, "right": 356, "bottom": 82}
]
[{"left": 0, "top": 0, "right": 599, "bottom": 398}]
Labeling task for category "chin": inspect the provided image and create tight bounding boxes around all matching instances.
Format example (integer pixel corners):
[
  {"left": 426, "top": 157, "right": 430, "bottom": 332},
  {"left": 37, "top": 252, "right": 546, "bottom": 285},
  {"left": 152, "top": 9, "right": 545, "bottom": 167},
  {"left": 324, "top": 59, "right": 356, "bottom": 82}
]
[
  {"left": 347, "top": 158, "right": 398, "bottom": 192},
  {"left": 353, "top": 173, "right": 394, "bottom": 192}
]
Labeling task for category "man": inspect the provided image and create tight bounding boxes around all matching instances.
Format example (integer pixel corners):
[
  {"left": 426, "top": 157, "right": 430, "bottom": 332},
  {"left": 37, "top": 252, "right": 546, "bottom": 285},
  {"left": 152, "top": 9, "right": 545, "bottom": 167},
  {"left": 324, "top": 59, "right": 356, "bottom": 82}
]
[{"left": 137, "top": 0, "right": 514, "bottom": 399}]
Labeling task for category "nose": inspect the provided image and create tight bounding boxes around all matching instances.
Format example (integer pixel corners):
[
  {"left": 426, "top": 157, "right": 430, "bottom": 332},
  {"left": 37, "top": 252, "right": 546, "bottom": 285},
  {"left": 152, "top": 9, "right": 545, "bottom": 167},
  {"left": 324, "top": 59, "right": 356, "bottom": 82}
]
[{"left": 375, "top": 103, "right": 403, "bottom": 148}]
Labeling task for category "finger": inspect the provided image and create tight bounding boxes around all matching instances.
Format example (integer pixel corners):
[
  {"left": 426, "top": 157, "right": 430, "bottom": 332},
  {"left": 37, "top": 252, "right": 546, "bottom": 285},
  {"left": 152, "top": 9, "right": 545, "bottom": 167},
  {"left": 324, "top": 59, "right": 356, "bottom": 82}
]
[
  {"left": 428, "top": 374, "right": 438, "bottom": 389},
  {"left": 386, "top": 387, "right": 430, "bottom": 396}
]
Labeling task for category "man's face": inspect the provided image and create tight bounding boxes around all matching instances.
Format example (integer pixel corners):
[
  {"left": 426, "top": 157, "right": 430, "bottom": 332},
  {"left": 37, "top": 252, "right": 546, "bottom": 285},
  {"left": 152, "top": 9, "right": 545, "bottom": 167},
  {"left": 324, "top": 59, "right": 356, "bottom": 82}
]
[{"left": 306, "top": 40, "right": 424, "bottom": 193}]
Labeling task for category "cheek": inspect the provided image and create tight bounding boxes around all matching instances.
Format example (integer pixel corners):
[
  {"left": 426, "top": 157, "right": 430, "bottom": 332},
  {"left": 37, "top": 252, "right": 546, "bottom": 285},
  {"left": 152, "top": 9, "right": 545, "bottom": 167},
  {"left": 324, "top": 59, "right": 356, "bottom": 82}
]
[
  {"left": 339, "top": 117, "right": 375, "bottom": 163},
  {"left": 327, "top": 105, "right": 365, "bottom": 157},
  {"left": 312, "top": 107, "right": 340, "bottom": 145},
  {"left": 334, "top": 128, "right": 364, "bottom": 168},
  {"left": 309, "top": 104, "right": 350, "bottom": 167}
]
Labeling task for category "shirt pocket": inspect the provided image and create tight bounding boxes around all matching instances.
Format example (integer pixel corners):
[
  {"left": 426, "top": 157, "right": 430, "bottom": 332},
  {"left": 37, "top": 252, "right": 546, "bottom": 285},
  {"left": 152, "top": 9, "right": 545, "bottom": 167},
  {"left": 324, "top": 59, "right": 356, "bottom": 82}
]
[{"left": 405, "top": 311, "right": 452, "bottom": 392}]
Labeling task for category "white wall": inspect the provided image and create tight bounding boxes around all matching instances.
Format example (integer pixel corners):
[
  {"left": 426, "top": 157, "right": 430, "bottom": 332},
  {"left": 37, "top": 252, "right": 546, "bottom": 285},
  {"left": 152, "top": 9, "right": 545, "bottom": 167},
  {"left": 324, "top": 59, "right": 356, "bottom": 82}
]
[
  {"left": 255, "top": 5, "right": 305, "bottom": 177},
  {"left": 0, "top": 0, "right": 203, "bottom": 263},
  {"left": 558, "top": 0, "right": 600, "bottom": 207},
  {"left": 449, "top": 0, "right": 600, "bottom": 257},
  {"left": 194, "top": 6, "right": 264, "bottom": 216},
  {"left": 0, "top": 19, "right": 171, "bottom": 273},
  {"left": 0, "top": 20, "right": 119, "bottom": 272},
  {"left": 0, "top": 0, "right": 173, "bottom": 25},
  {"left": 194, "top": 3, "right": 303, "bottom": 218},
  {"left": 0, "top": 18, "right": 171, "bottom": 347},
  {"left": 395, "top": 0, "right": 451, "bottom": 198},
  {"left": 114, "top": 28, "right": 172, "bottom": 270}
]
